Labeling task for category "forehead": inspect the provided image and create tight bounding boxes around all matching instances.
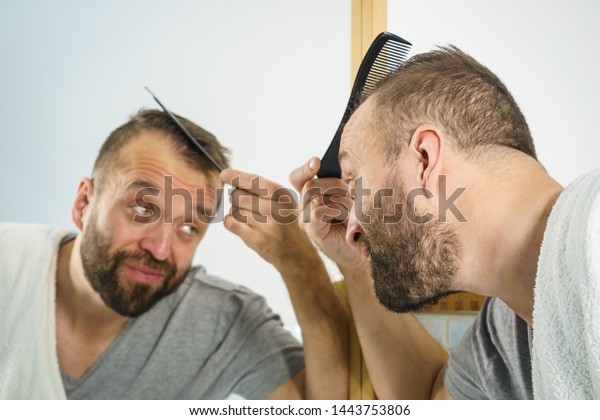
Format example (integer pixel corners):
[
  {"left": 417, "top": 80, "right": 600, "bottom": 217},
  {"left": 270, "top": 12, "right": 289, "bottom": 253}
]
[
  {"left": 109, "top": 131, "right": 221, "bottom": 193},
  {"left": 339, "top": 98, "right": 378, "bottom": 171}
]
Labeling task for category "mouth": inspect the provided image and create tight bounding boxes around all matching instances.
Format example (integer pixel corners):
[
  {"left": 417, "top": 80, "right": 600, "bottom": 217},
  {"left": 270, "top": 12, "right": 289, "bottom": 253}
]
[{"left": 123, "top": 262, "right": 166, "bottom": 286}]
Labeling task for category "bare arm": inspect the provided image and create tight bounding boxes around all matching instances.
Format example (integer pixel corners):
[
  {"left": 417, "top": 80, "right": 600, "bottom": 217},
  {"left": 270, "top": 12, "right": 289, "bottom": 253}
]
[
  {"left": 342, "top": 264, "right": 448, "bottom": 399},
  {"left": 290, "top": 157, "right": 449, "bottom": 400},
  {"left": 266, "top": 370, "right": 306, "bottom": 400},
  {"left": 221, "top": 169, "right": 348, "bottom": 399}
]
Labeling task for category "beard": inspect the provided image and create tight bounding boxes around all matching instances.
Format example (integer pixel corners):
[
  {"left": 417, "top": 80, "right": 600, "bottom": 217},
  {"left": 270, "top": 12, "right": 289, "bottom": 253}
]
[
  {"left": 80, "top": 215, "right": 190, "bottom": 317},
  {"left": 361, "top": 185, "right": 462, "bottom": 313}
]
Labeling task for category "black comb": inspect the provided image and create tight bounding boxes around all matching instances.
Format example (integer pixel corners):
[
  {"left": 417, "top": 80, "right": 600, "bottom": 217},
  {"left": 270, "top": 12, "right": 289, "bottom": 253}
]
[
  {"left": 317, "top": 32, "right": 411, "bottom": 178},
  {"left": 144, "top": 86, "right": 224, "bottom": 172}
]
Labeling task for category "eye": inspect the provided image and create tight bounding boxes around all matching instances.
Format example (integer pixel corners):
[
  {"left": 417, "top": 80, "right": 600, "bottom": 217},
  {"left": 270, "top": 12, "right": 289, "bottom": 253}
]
[
  {"left": 341, "top": 169, "right": 356, "bottom": 187},
  {"left": 344, "top": 177, "right": 357, "bottom": 190},
  {"left": 179, "top": 224, "right": 199, "bottom": 237},
  {"left": 132, "top": 204, "right": 153, "bottom": 217}
]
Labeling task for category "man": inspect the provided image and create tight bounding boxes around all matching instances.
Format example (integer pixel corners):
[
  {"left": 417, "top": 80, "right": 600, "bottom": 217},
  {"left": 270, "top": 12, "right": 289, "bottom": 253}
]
[
  {"left": 290, "top": 46, "right": 599, "bottom": 399},
  {"left": 0, "top": 109, "right": 347, "bottom": 399}
]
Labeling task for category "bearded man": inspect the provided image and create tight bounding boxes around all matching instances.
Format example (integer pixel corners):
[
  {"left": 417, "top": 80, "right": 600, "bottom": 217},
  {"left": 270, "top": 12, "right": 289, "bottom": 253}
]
[{"left": 291, "top": 46, "right": 600, "bottom": 399}]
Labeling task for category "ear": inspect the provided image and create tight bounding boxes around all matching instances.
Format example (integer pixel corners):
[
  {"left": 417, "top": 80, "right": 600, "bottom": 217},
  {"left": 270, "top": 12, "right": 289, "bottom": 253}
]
[
  {"left": 72, "top": 177, "right": 95, "bottom": 231},
  {"left": 408, "top": 124, "right": 446, "bottom": 192}
]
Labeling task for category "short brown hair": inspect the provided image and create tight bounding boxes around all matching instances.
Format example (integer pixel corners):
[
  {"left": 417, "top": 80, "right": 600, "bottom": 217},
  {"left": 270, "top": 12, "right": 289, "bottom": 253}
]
[
  {"left": 92, "top": 109, "right": 230, "bottom": 191},
  {"left": 369, "top": 46, "right": 536, "bottom": 162}
]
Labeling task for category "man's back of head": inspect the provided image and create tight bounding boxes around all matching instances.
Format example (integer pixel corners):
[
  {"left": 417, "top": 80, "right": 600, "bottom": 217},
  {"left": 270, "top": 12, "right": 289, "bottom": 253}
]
[{"left": 369, "top": 46, "right": 537, "bottom": 165}]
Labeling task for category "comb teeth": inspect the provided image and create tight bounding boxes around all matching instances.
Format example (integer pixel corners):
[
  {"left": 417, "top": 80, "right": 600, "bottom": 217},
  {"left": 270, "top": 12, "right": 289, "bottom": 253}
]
[
  {"left": 363, "top": 41, "right": 411, "bottom": 96},
  {"left": 317, "top": 32, "right": 412, "bottom": 179}
]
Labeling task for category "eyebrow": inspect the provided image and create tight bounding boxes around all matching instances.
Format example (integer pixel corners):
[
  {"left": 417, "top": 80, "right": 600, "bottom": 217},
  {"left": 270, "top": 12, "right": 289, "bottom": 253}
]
[
  {"left": 338, "top": 150, "right": 349, "bottom": 168},
  {"left": 127, "top": 179, "right": 218, "bottom": 219},
  {"left": 126, "top": 180, "right": 161, "bottom": 193}
]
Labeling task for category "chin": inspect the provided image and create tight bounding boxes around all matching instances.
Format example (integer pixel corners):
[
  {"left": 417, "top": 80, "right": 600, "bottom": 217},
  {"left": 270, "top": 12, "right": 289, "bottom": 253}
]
[{"left": 374, "top": 285, "right": 459, "bottom": 313}]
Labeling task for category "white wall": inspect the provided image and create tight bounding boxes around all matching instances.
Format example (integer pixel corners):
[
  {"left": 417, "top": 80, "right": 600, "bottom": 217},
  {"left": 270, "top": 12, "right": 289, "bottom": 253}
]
[
  {"left": 0, "top": 0, "right": 350, "bottom": 329},
  {"left": 388, "top": 0, "right": 600, "bottom": 185}
]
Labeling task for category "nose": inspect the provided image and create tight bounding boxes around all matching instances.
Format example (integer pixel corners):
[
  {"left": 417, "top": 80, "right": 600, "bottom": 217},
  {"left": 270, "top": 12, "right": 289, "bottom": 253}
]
[
  {"left": 345, "top": 202, "right": 364, "bottom": 249},
  {"left": 139, "top": 224, "right": 173, "bottom": 261}
]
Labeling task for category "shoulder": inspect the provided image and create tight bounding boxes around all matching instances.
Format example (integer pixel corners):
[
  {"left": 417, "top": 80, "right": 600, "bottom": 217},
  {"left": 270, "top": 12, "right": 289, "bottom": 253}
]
[
  {"left": 0, "top": 222, "right": 74, "bottom": 277},
  {"left": 465, "top": 297, "right": 530, "bottom": 360},
  {"left": 0, "top": 222, "right": 71, "bottom": 242},
  {"left": 164, "top": 266, "right": 274, "bottom": 324},
  {"left": 146, "top": 265, "right": 295, "bottom": 360},
  {"left": 445, "top": 297, "right": 532, "bottom": 399},
  {"left": 181, "top": 266, "right": 265, "bottom": 303},
  {"left": 480, "top": 297, "right": 524, "bottom": 336}
]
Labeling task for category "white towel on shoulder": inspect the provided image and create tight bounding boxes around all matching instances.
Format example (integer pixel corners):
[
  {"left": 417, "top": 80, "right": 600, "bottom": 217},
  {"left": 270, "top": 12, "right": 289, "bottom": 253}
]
[
  {"left": 0, "top": 223, "right": 71, "bottom": 399},
  {"left": 532, "top": 168, "right": 600, "bottom": 399}
]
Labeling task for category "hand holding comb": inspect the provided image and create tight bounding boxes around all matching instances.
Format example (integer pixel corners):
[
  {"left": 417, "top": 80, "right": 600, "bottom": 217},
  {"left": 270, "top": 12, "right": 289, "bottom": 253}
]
[{"left": 317, "top": 32, "right": 412, "bottom": 179}]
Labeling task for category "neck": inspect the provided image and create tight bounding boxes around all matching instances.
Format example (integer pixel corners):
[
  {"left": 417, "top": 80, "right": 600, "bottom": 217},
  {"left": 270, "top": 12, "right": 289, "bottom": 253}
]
[
  {"left": 56, "top": 236, "right": 128, "bottom": 339},
  {"left": 457, "top": 154, "right": 563, "bottom": 324}
]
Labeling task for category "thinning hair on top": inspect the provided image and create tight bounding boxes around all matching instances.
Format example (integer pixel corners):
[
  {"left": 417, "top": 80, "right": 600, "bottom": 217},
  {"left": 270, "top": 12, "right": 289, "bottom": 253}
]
[
  {"left": 367, "top": 46, "right": 536, "bottom": 163},
  {"left": 91, "top": 109, "right": 230, "bottom": 192}
]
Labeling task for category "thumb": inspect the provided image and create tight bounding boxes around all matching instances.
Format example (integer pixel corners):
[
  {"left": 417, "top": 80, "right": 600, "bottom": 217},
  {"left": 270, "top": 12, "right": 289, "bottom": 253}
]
[{"left": 289, "top": 157, "right": 320, "bottom": 192}]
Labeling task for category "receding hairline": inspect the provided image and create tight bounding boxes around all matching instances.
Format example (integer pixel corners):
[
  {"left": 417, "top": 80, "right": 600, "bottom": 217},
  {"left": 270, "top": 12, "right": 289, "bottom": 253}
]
[
  {"left": 92, "top": 128, "right": 223, "bottom": 190},
  {"left": 339, "top": 96, "right": 392, "bottom": 168},
  {"left": 91, "top": 108, "right": 230, "bottom": 195}
]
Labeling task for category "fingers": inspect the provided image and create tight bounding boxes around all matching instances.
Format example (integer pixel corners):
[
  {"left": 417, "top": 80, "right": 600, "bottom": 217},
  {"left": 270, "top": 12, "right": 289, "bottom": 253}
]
[
  {"left": 222, "top": 163, "right": 353, "bottom": 250},
  {"left": 227, "top": 177, "right": 351, "bottom": 228},
  {"left": 223, "top": 212, "right": 254, "bottom": 237},
  {"left": 289, "top": 158, "right": 349, "bottom": 215},
  {"left": 220, "top": 169, "right": 283, "bottom": 198},
  {"left": 230, "top": 188, "right": 296, "bottom": 222},
  {"left": 313, "top": 202, "right": 349, "bottom": 224},
  {"left": 223, "top": 211, "right": 275, "bottom": 259},
  {"left": 223, "top": 163, "right": 362, "bottom": 269},
  {"left": 300, "top": 180, "right": 349, "bottom": 219},
  {"left": 300, "top": 186, "right": 352, "bottom": 215},
  {"left": 289, "top": 157, "right": 320, "bottom": 192},
  {"left": 301, "top": 194, "right": 350, "bottom": 225},
  {"left": 287, "top": 168, "right": 351, "bottom": 244},
  {"left": 296, "top": 193, "right": 347, "bottom": 243},
  {"left": 224, "top": 199, "right": 315, "bottom": 268},
  {"left": 301, "top": 177, "right": 348, "bottom": 196},
  {"left": 221, "top": 169, "right": 298, "bottom": 225}
]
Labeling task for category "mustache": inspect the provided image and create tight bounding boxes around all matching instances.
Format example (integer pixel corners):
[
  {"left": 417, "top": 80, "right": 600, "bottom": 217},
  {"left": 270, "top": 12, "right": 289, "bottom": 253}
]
[{"left": 114, "top": 250, "right": 177, "bottom": 278}]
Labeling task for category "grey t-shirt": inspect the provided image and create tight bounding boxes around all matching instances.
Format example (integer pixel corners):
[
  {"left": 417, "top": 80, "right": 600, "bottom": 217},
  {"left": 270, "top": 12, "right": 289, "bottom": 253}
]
[
  {"left": 443, "top": 297, "right": 533, "bottom": 399},
  {"left": 61, "top": 267, "right": 304, "bottom": 399}
]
